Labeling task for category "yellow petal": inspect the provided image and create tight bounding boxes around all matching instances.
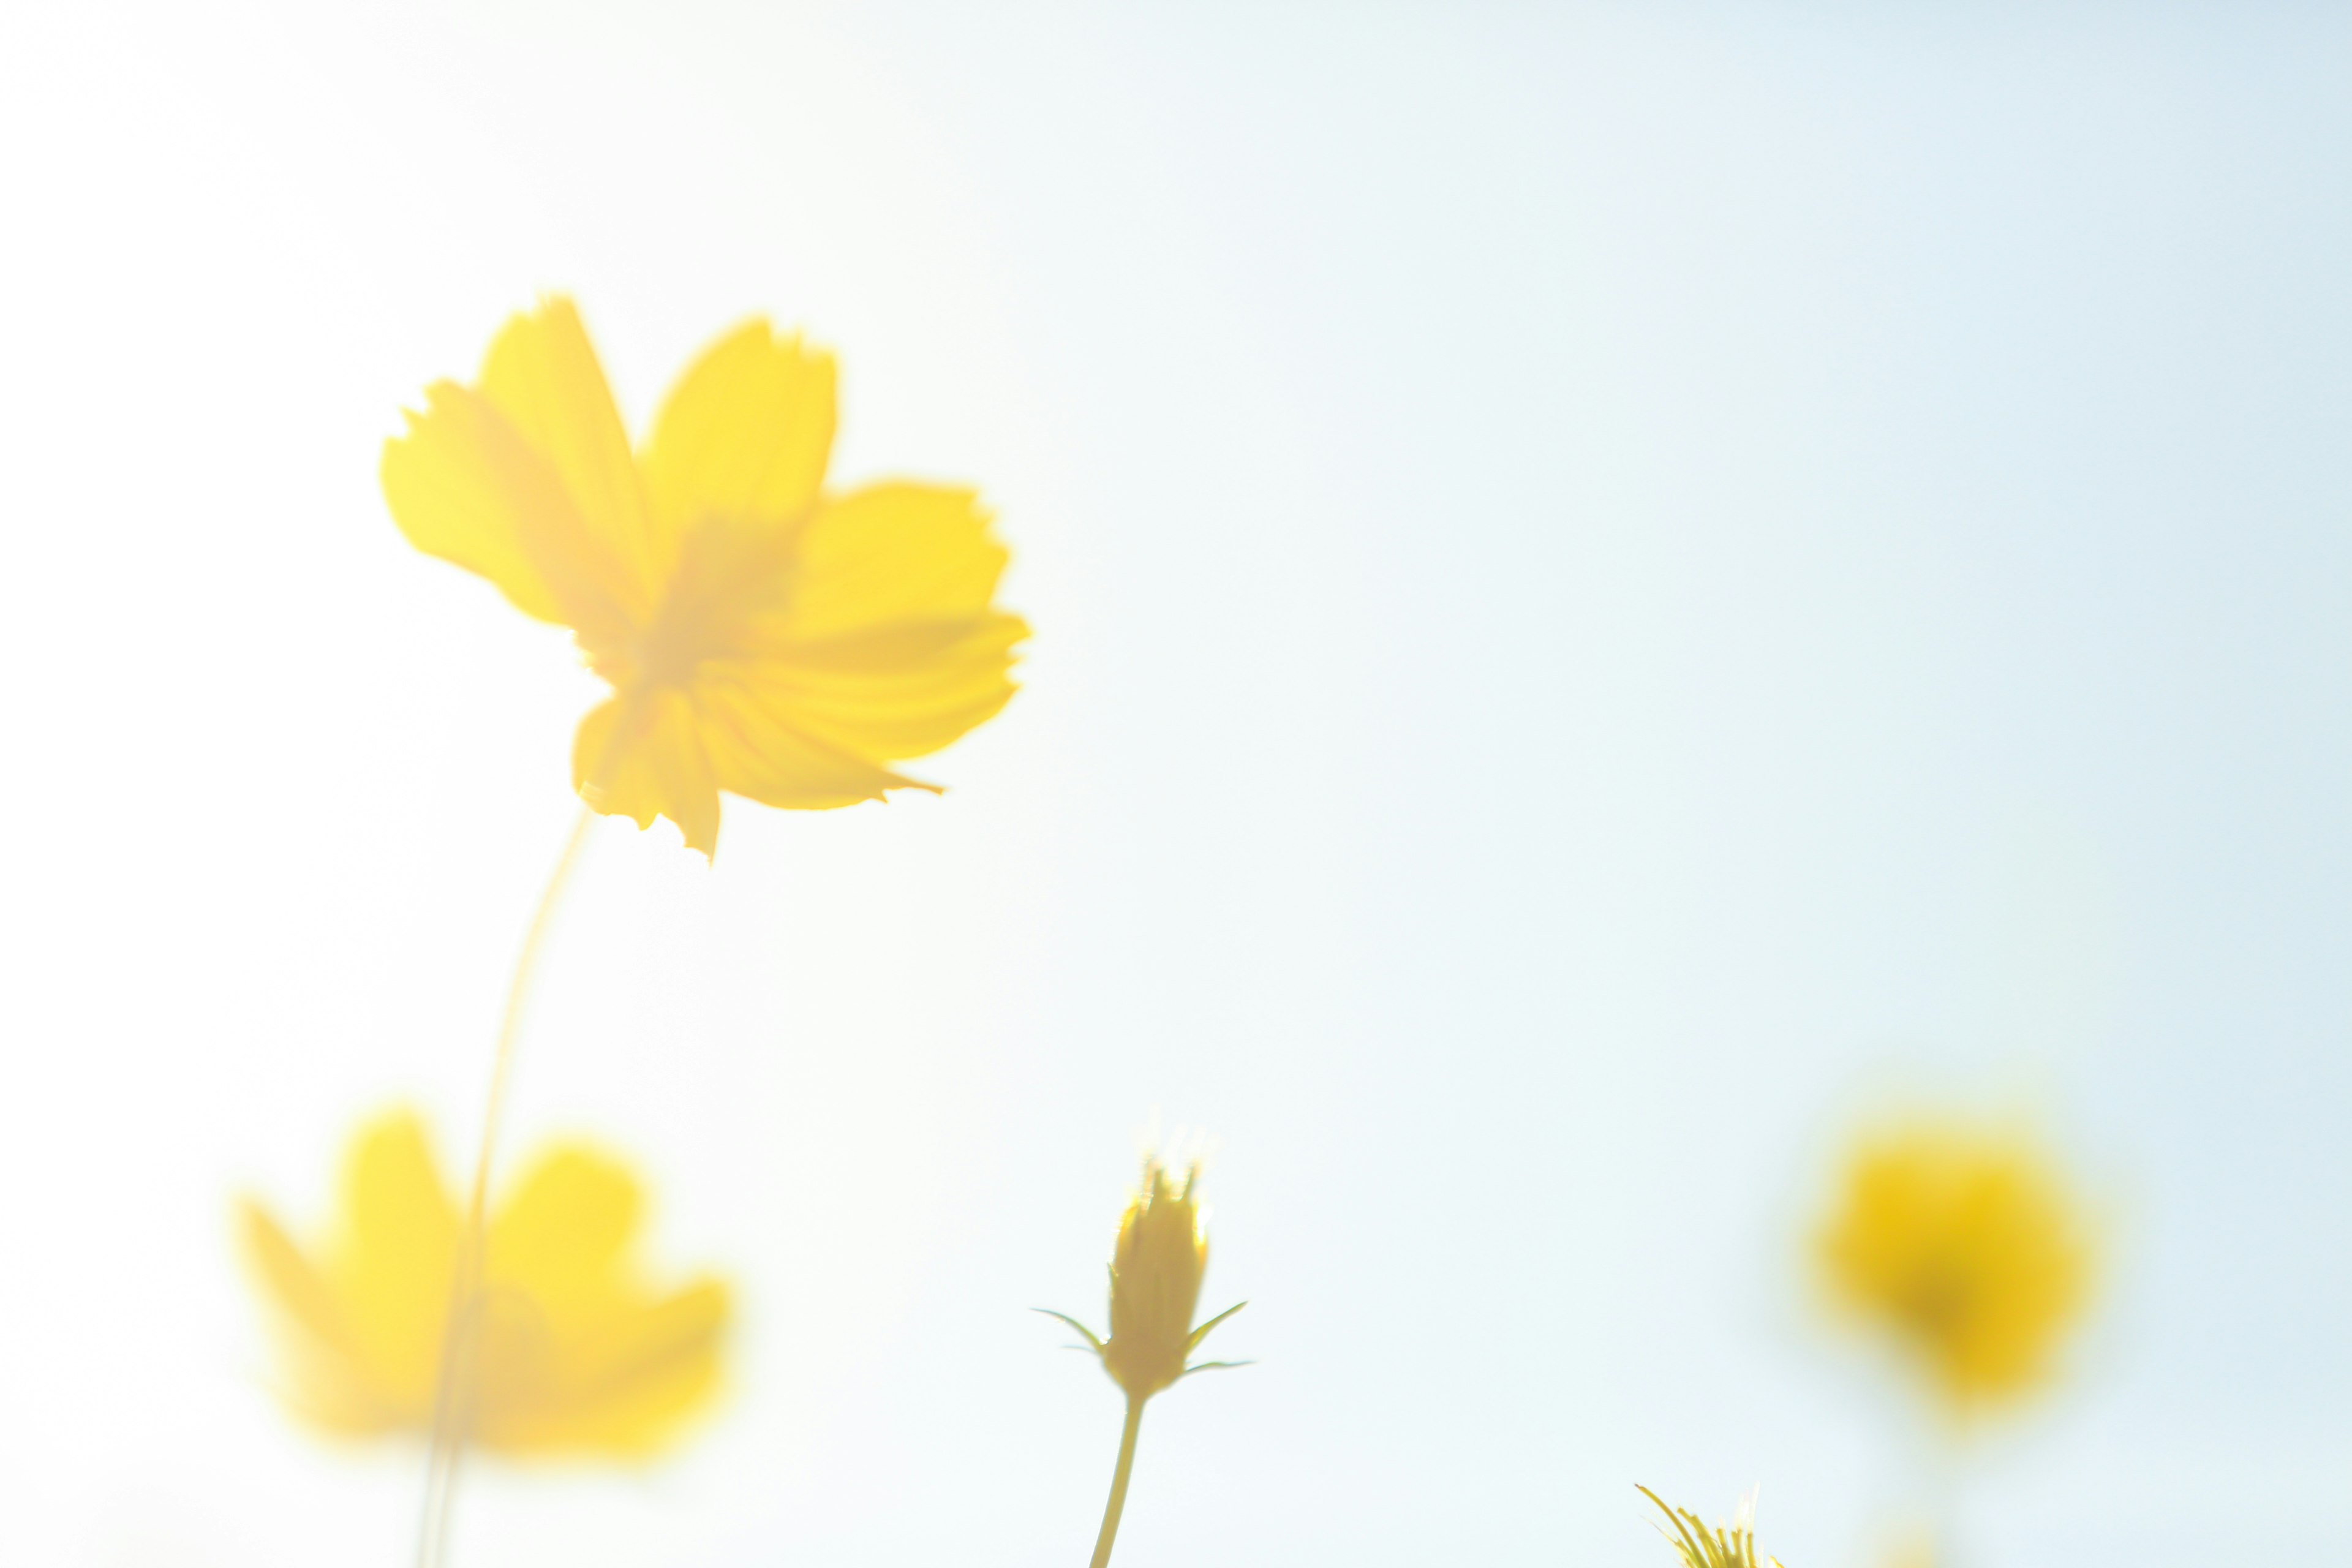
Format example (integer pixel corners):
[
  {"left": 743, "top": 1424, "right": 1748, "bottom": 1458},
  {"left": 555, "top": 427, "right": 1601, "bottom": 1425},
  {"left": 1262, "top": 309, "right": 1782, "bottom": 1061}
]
[
  {"left": 640, "top": 320, "right": 835, "bottom": 544},
  {"left": 476, "top": 298, "right": 660, "bottom": 598},
  {"left": 725, "top": 481, "right": 1027, "bottom": 765},
  {"left": 381, "top": 382, "right": 643, "bottom": 643},
  {"left": 744, "top": 611, "right": 1027, "bottom": 762},
  {"left": 240, "top": 1199, "right": 352, "bottom": 1358},
  {"left": 776, "top": 482, "right": 1012, "bottom": 644},
  {"left": 574, "top": 690, "right": 723, "bottom": 856},
  {"left": 693, "top": 666, "right": 941, "bottom": 810},
  {"left": 484, "top": 1279, "right": 730, "bottom": 1458},
  {"left": 240, "top": 1200, "right": 405, "bottom": 1437},
  {"left": 489, "top": 1145, "right": 642, "bottom": 1303},
  {"left": 341, "top": 1110, "right": 459, "bottom": 1266},
  {"left": 333, "top": 1110, "right": 459, "bottom": 1419}
]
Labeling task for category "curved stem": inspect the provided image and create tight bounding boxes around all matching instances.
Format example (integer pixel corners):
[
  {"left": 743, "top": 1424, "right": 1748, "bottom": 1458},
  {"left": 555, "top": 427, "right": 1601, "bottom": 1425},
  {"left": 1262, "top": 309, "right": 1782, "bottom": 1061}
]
[
  {"left": 1088, "top": 1395, "right": 1147, "bottom": 1568},
  {"left": 413, "top": 804, "right": 600, "bottom": 1568}
]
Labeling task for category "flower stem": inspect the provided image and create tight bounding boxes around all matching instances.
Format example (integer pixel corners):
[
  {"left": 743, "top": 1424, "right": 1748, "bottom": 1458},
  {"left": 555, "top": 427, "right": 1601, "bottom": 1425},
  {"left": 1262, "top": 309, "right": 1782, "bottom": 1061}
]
[
  {"left": 1088, "top": 1395, "right": 1147, "bottom": 1568},
  {"left": 414, "top": 803, "right": 599, "bottom": 1568}
]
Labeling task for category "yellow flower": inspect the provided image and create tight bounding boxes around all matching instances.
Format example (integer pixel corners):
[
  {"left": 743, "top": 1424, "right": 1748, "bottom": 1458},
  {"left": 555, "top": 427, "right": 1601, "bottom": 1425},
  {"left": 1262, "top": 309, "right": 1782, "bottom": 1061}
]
[
  {"left": 1814, "top": 1115, "right": 2094, "bottom": 1414},
  {"left": 381, "top": 298, "right": 1028, "bottom": 856},
  {"left": 1638, "top": 1488, "right": 1785, "bottom": 1568},
  {"left": 239, "top": 1107, "right": 728, "bottom": 1459},
  {"left": 1046, "top": 1160, "right": 1246, "bottom": 1403}
]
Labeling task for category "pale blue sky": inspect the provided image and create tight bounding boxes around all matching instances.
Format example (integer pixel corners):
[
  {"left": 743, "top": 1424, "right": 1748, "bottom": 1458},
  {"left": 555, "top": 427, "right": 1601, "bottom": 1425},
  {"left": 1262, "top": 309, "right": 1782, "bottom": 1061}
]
[{"left": 0, "top": 4, "right": 2343, "bottom": 1565}]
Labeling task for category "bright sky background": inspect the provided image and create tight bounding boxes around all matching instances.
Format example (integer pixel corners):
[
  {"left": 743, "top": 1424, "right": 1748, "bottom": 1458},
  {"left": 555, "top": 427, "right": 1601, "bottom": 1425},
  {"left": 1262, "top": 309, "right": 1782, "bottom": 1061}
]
[{"left": 0, "top": 4, "right": 2345, "bottom": 1565}]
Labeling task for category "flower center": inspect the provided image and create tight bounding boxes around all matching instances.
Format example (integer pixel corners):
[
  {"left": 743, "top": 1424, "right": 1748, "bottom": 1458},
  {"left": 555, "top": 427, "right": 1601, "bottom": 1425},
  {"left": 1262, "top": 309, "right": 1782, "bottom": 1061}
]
[
  {"left": 635, "top": 586, "right": 728, "bottom": 688},
  {"left": 597, "top": 518, "right": 799, "bottom": 692}
]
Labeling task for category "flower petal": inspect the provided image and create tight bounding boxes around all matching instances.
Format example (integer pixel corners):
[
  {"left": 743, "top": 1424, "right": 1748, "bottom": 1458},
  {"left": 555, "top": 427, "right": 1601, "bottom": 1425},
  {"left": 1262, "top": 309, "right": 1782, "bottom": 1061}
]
[
  {"left": 574, "top": 690, "right": 723, "bottom": 857},
  {"left": 693, "top": 666, "right": 943, "bottom": 810},
  {"left": 342, "top": 1110, "right": 459, "bottom": 1265},
  {"left": 735, "top": 611, "right": 1027, "bottom": 763},
  {"left": 483, "top": 1279, "right": 731, "bottom": 1458},
  {"left": 640, "top": 319, "right": 835, "bottom": 543},
  {"left": 489, "top": 1145, "right": 642, "bottom": 1300},
  {"left": 774, "top": 482, "right": 1011, "bottom": 644},
  {"left": 476, "top": 298, "right": 660, "bottom": 598},
  {"left": 240, "top": 1200, "right": 404, "bottom": 1436},
  {"left": 241, "top": 1200, "right": 342, "bottom": 1344},
  {"left": 381, "top": 382, "right": 642, "bottom": 641},
  {"left": 333, "top": 1110, "right": 460, "bottom": 1421}
]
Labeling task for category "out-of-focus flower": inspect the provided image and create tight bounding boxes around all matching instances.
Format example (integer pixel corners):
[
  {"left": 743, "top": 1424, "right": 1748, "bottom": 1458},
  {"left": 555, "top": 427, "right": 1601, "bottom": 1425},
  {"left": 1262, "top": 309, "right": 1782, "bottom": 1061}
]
[
  {"left": 1046, "top": 1159, "right": 1246, "bottom": 1402},
  {"left": 1814, "top": 1115, "right": 2094, "bottom": 1415},
  {"left": 382, "top": 298, "right": 1028, "bottom": 857},
  {"left": 1638, "top": 1487, "right": 1784, "bottom": 1568},
  {"left": 240, "top": 1107, "right": 728, "bottom": 1458}
]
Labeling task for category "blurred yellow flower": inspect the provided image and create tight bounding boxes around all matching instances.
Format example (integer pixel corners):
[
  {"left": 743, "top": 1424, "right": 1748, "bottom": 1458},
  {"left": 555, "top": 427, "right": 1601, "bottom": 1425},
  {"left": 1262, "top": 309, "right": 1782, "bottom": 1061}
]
[
  {"left": 382, "top": 297, "right": 1028, "bottom": 856},
  {"left": 1815, "top": 1115, "right": 2094, "bottom": 1414},
  {"left": 1638, "top": 1487, "right": 1784, "bottom": 1568},
  {"left": 1047, "top": 1159, "right": 1246, "bottom": 1403},
  {"left": 240, "top": 1107, "right": 728, "bottom": 1459}
]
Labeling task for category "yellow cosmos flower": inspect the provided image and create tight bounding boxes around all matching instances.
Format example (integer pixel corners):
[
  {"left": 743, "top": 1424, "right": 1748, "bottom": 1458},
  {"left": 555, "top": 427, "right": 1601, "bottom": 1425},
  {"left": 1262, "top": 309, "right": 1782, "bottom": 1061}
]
[
  {"left": 239, "top": 1107, "right": 728, "bottom": 1459},
  {"left": 1638, "top": 1488, "right": 1786, "bottom": 1568},
  {"left": 382, "top": 297, "right": 1028, "bottom": 856},
  {"left": 1815, "top": 1115, "right": 2094, "bottom": 1415}
]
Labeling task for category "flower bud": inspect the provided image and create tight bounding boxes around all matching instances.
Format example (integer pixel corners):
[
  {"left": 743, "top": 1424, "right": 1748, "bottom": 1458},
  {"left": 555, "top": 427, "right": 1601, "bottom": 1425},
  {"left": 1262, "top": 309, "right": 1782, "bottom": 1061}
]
[
  {"left": 1101, "top": 1162, "right": 1208, "bottom": 1400},
  {"left": 1639, "top": 1488, "right": 1784, "bottom": 1568},
  {"left": 1040, "top": 1155, "right": 1244, "bottom": 1410}
]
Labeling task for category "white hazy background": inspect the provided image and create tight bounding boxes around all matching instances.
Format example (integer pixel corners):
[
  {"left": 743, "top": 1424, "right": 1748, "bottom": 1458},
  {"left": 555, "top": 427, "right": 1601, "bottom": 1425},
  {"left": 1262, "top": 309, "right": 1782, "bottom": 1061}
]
[{"left": 1, "top": 4, "right": 2345, "bottom": 1564}]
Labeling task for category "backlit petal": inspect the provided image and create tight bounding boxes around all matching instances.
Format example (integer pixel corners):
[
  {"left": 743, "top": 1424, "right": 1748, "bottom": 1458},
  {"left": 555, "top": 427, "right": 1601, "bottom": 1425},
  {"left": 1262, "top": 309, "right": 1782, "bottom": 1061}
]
[
  {"left": 241, "top": 1200, "right": 405, "bottom": 1436},
  {"left": 477, "top": 298, "right": 660, "bottom": 600},
  {"left": 641, "top": 320, "right": 835, "bottom": 544},
  {"left": 489, "top": 1145, "right": 642, "bottom": 1303},
  {"left": 334, "top": 1111, "right": 460, "bottom": 1421},
  {"left": 693, "top": 665, "right": 941, "bottom": 810},
  {"left": 745, "top": 611, "right": 1027, "bottom": 763},
  {"left": 776, "top": 483, "right": 1011, "bottom": 644},
  {"left": 574, "top": 690, "right": 723, "bottom": 856},
  {"left": 485, "top": 1280, "right": 730, "bottom": 1458},
  {"left": 382, "top": 382, "right": 643, "bottom": 643},
  {"left": 241, "top": 1200, "right": 352, "bottom": 1359},
  {"left": 341, "top": 1112, "right": 459, "bottom": 1272}
]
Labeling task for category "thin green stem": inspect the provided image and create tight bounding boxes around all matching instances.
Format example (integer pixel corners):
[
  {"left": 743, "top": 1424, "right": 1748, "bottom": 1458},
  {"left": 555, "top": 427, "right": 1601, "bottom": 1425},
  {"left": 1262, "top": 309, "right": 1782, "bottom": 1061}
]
[
  {"left": 1088, "top": 1395, "right": 1147, "bottom": 1568},
  {"left": 413, "top": 803, "right": 599, "bottom": 1568}
]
